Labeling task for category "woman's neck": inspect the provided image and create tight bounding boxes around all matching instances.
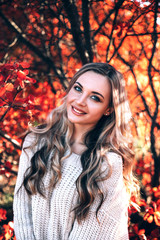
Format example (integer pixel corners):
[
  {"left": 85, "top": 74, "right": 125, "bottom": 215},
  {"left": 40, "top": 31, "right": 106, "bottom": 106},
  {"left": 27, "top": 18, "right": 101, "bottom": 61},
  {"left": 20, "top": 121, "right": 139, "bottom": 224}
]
[
  {"left": 71, "top": 124, "right": 92, "bottom": 144},
  {"left": 70, "top": 124, "right": 92, "bottom": 154}
]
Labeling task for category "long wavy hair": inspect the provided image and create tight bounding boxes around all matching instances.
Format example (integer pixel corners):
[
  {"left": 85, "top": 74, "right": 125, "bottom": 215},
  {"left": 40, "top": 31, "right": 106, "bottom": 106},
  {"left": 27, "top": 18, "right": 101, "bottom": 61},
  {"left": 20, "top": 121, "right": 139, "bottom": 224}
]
[{"left": 23, "top": 62, "right": 138, "bottom": 222}]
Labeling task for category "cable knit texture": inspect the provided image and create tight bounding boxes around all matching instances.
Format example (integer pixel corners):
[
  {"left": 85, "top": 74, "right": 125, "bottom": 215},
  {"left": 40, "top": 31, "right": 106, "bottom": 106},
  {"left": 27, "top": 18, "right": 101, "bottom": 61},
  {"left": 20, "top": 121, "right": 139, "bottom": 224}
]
[{"left": 13, "top": 134, "right": 129, "bottom": 240}]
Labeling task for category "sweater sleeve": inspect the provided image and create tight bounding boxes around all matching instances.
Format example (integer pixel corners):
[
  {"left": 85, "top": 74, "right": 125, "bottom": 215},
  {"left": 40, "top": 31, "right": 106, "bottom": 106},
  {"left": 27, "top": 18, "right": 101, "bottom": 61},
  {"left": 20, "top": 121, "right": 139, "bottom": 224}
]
[
  {"left": 13, "top": 134, "right": 36, "bottom": 240},
  {"left": 68, "top": 152, "right": 129, "bottom": 240}
]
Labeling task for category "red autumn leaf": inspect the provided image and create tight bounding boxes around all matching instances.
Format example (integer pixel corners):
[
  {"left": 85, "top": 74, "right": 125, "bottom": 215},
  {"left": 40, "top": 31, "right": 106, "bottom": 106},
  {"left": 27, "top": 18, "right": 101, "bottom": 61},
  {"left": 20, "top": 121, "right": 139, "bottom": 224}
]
[
  {"left": 0, "top": 208, "right": 7, "bottom": 221},
  {"left": 0, "top": 99, "right": 4, "bottom": 107},
  {"left": 5, "top": 161, "right": 12, "bottom": 169},
  {"left": 18, "top": 78, "right": 25, "bottom": 88},
  {"left": 26, "top": 76, "right": 36, "bottom": 83},
  {"left": 0, "top": 169, "right": 5, "bottom": 174},
  {"left": 0, "top": 63, "right": 15, "bottom": 71},
  {"left": 13, "top": 62, "right": 20, "bottom": 69},
  {"left": 5, "top": 92, "right": 14, "bottom": 102},
  {"left": 17, "top": 70, "right": 26, "bottom": 80},
  {"left": 138, "top": 229, "right": 145, "bottom": 236},
  {"left": 5, "top": 74, "right": 11, "bottom": 82},
  {"left": 0, "top": 86, "right": 6, "bottom": 97},
  {"left": 14, "top": 79, "right": 21, "bottom": 88},
  {"left": 0, "top": 74, "right": 4, "bottom": 83},
  {"left": 13, "top": 99, "right": 25, "bottom": 104},
  {"left": 28, "top": 94, "right": 35, "bottom": 102},
  {"left": 27, "top": 104, "right": 36, "bottom": 110},
  {"left": 23, "top": 69, "right": 29, "bottom": 75},
  {"left": 20, "top": 62, "right": 30, "bottom": 68}
]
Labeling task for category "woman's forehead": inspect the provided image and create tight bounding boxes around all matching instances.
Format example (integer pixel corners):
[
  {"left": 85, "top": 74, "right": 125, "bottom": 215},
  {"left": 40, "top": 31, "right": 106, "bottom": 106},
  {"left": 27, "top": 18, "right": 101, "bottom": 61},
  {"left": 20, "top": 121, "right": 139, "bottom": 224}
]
[{"left": 75, "top": 71, "right": 111, "bottom": 94}]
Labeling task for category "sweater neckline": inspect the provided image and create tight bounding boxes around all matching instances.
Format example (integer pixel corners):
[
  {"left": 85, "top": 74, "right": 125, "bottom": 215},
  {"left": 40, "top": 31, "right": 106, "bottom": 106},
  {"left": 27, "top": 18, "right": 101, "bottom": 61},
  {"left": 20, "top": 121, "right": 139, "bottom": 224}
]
[
  {"left": 71, "top": 151, "right": 81, "bottom": 157},
  {"left": 65, "top": 149, "right": 81, "bottom": 157}
]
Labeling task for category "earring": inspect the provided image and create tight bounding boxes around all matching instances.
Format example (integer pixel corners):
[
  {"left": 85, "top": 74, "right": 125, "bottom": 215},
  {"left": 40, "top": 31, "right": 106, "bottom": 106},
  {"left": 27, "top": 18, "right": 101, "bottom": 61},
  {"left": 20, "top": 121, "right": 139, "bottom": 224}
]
[{"left": 104, "top": 113, "right": 108, "bottom": 116}]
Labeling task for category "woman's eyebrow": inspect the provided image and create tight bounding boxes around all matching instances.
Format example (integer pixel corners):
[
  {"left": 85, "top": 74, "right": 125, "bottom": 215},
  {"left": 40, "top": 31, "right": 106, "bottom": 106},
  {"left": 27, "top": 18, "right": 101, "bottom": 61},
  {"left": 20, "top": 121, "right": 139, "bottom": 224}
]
[
  {"left": 75, "top": 81, "right": 104, "bottom": 99},
  {"left": 75, "top": 81, "right": 83, "bottom": 88}
]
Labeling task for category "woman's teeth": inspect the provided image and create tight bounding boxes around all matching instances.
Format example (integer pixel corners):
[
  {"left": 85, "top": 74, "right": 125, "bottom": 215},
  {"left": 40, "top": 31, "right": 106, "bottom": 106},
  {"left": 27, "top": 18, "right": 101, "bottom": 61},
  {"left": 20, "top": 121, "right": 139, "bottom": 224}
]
[{"left": 72, "top": 107, "right": 85, "bottom": 114}]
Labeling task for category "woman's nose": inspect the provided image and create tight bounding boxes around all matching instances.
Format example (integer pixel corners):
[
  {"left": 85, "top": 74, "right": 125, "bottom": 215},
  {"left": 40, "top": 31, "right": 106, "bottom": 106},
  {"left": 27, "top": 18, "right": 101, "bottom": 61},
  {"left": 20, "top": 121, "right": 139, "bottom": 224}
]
[{"left": 76, "top": 94, "right": 87, "bottom": 106}]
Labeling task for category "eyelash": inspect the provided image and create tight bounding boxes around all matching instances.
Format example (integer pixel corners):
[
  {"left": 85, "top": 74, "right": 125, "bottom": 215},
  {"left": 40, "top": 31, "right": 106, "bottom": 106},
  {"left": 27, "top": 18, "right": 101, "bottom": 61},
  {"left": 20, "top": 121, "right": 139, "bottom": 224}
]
[
  {"left": 74, "top": 85, "right": 82, "bottom": 92},
  {"left": 91, "top": 95, "right": 101, "bottom": 102},
  {"left": 73, "top": 85, "right": 101, "bottom": 102}
]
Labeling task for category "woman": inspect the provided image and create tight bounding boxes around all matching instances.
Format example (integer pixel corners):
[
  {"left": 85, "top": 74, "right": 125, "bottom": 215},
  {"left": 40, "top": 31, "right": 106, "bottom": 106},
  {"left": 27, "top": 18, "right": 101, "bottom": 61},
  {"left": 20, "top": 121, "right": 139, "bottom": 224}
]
[{"left": 13, "top": 63, "right": 138, "bottom": 240}]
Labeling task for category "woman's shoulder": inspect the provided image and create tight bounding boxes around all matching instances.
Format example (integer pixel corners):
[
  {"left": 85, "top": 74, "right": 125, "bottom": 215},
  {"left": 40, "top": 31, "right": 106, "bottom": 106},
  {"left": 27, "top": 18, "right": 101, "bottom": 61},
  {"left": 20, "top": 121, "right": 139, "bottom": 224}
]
[
  {"left": 99, "top": 151, "right": 126, "bottom": 204},
  {"left": 22, "top": 132, "right": 37, "bottom": 148},
  {"left": 106, "top": 151, "right": 122, "bottom": 159},
  {"left": 100, "top": 151, "right": 123, "bottom": 182},
  {"left": 22, "top": 123, "right": 48, "bottom": 148},
  {"left": 106, "top": 151, "right": 123, "bottom": 168},
  {"left": 22, "top": 131, "right": 48, "bottom": 156}
]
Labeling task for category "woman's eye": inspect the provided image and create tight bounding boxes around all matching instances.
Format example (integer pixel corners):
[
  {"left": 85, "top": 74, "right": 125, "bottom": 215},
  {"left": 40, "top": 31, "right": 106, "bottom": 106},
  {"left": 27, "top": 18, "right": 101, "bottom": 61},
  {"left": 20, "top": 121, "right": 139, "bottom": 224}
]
[
  {"left": 91, "top": 95, "right": 101, "bottom": 102},
  {"left": 74, "top": 85, "right": 82, "bottom": 92}
]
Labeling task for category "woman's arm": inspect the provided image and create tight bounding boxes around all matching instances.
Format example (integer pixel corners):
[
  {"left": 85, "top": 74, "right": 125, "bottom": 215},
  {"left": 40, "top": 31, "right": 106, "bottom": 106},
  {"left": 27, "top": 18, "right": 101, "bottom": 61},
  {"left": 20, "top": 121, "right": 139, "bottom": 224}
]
[
  {"left": 13, "top": 134, "right": 36, "bottom": 240},
  {"left": 69, "top": 152, "right": 129, "bottom": 240}
]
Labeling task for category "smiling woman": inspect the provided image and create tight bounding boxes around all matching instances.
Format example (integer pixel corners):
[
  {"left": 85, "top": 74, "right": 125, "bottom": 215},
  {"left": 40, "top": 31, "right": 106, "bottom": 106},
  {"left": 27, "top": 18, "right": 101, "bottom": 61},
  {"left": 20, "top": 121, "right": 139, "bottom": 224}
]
[{"left": 13, "top": 63, "right": 138, "bottom": 240}]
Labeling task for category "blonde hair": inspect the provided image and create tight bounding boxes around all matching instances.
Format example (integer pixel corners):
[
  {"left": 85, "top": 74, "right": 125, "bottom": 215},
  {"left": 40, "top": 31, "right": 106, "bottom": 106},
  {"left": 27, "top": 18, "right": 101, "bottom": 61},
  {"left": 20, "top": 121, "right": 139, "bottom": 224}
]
[{"left": 23, "top": 63, "right": 138, "bottom": 222}]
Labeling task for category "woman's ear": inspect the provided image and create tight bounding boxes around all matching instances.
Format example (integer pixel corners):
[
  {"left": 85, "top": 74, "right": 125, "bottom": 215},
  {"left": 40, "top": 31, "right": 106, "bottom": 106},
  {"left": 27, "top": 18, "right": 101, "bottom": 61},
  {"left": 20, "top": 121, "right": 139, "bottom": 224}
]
[{"left": 104, "top": 107, "right": 114, "bottom": 116}]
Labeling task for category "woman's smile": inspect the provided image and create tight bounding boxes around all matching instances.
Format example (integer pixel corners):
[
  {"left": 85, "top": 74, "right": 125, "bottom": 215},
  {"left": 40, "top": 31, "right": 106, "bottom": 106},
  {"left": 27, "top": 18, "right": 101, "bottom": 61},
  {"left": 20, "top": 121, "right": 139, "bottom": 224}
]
[{"left": 71, "top": 106, "right": 87, "bottom": 115}]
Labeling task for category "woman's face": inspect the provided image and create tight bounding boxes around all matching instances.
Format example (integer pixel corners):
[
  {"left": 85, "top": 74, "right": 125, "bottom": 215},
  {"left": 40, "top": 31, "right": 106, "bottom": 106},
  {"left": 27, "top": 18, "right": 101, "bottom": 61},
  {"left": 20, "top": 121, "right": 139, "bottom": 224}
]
[{"left": 66, "top": 71, "right": 111, "bottom": 129}]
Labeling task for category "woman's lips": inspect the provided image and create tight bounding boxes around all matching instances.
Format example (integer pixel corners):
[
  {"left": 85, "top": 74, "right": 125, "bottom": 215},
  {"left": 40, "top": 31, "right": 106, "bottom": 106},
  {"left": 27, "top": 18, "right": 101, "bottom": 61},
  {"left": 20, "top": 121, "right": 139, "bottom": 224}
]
[{"left": 71, "top": 106, "right": 86, "bottom": 115}]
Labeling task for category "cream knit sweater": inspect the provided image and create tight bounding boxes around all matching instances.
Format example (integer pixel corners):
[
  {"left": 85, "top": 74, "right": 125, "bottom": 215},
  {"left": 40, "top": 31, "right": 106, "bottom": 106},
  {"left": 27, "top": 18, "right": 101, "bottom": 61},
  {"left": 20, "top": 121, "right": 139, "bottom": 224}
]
[{"left": 13, "top": 135, "right": 129, "bottom": 240}]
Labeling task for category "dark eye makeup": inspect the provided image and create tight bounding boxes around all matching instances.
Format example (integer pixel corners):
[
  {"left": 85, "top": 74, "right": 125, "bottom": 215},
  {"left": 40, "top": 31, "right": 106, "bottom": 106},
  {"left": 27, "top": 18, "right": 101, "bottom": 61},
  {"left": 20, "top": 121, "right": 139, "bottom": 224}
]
[
  {"left": 73, "top": 85, "right": 82, "bottom": 92},
  {"left": 73, "top": 83, "right": 102, "bottom": 102},
  {"left": 91, "top": 95, "right": 101, "bottom": 102}
]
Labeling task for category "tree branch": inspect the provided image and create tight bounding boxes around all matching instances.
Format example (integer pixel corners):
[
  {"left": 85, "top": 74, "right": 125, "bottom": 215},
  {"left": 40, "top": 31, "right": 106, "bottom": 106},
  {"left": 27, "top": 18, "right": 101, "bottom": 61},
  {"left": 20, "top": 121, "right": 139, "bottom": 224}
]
[
  {"left": 0, "top": 10, "right": 64, "bottom": 85},
  {"left": 148, "top": 0, "right": 159, "bottom": 187},
  {"left": 0, "top": 130, "right": 21, "bottom": 150},
  {"left": 148, "top": 1, "right": 159, "bottom": 112},
  {"left": 116, "top": 52, "right": 152, "bottom": 119},
  {"left": 127, "top": 32, "right": 160, "bottom": 36},
  {"left": 92, "top": 0, "right": 125, "bottom": 38},
  {"left": 106, "top": 6, "right": 119, "bottom": 62},
  {"left": 82, "top": 0, "right": 93, "bottom": 62},
  {"left": 62, "top": 0, "right": 89, "bottom": 64}
]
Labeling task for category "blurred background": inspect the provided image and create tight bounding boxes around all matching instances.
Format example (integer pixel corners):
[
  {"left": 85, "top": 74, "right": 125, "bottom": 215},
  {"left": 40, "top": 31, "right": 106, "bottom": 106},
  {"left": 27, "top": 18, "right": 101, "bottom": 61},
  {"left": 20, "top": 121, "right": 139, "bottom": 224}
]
[{"left": 0, "top": 0, "right": 159, "bottom": 239}]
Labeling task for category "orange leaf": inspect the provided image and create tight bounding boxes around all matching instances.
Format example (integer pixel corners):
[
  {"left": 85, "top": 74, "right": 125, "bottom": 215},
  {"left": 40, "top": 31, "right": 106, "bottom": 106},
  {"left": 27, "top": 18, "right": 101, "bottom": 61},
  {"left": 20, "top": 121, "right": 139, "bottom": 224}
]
[
  {"left": 154, "top": 211, "right": 160, "bottom": 226},
  {"left": 0, "top": 87, "right": 6, "bottom": 97},
  {"left": 138, "top": 229, "right": 145, "bottom": 235},
  {"left": 5, "top": 83, "right": 14, "bottom": 92}
]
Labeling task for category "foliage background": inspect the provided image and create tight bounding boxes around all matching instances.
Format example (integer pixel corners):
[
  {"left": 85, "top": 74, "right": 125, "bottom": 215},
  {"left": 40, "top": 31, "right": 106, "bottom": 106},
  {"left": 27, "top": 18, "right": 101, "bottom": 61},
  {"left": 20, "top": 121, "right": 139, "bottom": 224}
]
[{"left": 0, "top": 0, "right": 160, "bottom": 239}]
